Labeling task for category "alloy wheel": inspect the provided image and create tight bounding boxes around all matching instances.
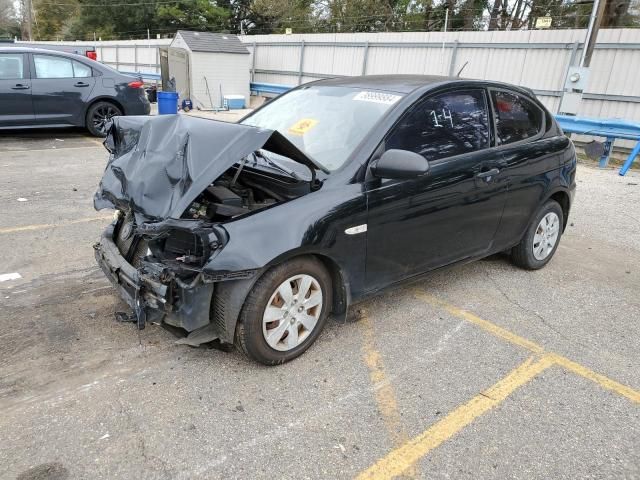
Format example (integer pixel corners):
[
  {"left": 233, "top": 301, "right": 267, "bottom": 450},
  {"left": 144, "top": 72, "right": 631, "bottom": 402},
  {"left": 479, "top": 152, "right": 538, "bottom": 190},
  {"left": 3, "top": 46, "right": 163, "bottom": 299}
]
[{"left": 92, "top": 105, "right": 119, "bottom": 135}]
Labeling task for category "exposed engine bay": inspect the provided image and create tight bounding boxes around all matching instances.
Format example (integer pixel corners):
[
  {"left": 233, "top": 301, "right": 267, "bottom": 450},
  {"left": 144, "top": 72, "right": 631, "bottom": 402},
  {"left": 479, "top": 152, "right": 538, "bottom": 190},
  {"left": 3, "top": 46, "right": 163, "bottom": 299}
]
[{"left": 183, "top": 159, "right": 312, "bottom": 222}]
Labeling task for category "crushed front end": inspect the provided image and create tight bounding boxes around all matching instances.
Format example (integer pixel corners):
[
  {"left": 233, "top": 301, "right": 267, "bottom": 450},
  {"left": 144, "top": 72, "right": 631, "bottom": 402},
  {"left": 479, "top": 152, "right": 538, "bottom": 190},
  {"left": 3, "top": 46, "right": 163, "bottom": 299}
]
[
  {"left": 94, "top": 211, "right": 222, "bottom": 335},
  {"left": 93, "top": 115, "right": 319, "bottom": 345}
]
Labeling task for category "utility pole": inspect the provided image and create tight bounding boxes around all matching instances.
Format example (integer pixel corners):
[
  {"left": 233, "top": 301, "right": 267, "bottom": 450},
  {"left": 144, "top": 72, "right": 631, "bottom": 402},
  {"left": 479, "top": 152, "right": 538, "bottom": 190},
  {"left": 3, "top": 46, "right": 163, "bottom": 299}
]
[
  {"left": 441, "top": 8, "right": 449, "bottom": 75},
  {"left": 24, "top": 0, "right": 33, "bottom": 41},
  {"left": 559, "top": 0, "right": 605, "bottom": 115},
  {"left": 580, "top": 0, "right": 607, "bottom": 67}
]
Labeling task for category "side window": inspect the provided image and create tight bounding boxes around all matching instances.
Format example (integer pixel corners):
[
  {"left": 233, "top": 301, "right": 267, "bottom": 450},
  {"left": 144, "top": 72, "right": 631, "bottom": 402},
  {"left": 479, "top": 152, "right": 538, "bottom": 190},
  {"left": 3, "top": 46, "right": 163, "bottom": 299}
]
[
  {"left": 386, "top": 89, "right": 490, "bottom": 162},
  {"left": 491, "top": 91, "right": 543, "bottom": 145},
  {"left": 72, "top": 60, "right": 92, "bottom": 78},
  {"left": 0, "top": 53, "right": 25, "bottom": 80},
  {"left": 34, "top": 55, "right": 74, "bottom": 79}
]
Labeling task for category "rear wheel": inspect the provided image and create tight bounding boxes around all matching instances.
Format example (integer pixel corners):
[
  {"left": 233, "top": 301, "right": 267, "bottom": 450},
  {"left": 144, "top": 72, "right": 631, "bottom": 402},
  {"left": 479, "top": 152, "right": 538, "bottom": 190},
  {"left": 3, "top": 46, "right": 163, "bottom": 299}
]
[
  {"left": 235, "top": 257, "right": 331, "bottom": 365},
  {"left": 511, "top": 200, "right": 563, "bottom": 270},
  {"left": 86, "top": 101, "right": 122, "bottom": 137}
]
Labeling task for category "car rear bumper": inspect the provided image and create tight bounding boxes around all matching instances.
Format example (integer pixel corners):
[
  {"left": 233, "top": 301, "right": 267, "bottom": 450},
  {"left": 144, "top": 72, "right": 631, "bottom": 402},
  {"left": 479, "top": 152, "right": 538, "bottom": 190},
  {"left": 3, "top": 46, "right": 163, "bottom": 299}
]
[
  {"left": 120, "top": 88, "right": 151, "bottom": 116},
  {"left": 125, "top": 98, "right": 151, "bottom": 116}
]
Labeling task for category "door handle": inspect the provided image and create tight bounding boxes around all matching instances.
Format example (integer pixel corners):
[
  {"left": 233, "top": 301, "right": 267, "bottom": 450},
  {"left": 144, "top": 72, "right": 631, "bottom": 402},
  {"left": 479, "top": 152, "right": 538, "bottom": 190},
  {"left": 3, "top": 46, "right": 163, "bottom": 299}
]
[
  {"left": 476, "top": 168, "right": 500, "bottom": 181},
  {"left": 11, "top": 84, "right": 30, "bottom": 90},
  {"left": 74, "top": 82, "right": 90, "bottom": 87}
]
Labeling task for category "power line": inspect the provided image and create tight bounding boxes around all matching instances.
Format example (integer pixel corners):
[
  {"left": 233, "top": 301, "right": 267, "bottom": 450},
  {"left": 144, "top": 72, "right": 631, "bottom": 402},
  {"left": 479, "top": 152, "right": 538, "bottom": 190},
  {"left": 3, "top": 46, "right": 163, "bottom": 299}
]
[{"left": 77, "top": 18, "right": 616, "bottom": 41}]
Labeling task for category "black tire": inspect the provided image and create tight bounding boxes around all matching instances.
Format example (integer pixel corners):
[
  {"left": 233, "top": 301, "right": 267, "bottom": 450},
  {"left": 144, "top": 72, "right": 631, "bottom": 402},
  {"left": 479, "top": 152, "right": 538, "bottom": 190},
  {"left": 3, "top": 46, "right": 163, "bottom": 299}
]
[
  {"left": 511, "top": 200, "right": 564, "bottom": 270},
  {"left": 235, "top": 257, "right": 332, "bottom": 365},
  {"left": 86, "top": 101, "right": 122, "bottom": 137}
]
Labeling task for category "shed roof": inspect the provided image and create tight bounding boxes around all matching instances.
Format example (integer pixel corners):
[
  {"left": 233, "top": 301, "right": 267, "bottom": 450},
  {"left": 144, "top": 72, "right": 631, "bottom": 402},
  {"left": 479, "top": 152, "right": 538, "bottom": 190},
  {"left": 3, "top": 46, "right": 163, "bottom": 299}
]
[{"left": 175, "top": 31, "right": 249, "bottom": 55}]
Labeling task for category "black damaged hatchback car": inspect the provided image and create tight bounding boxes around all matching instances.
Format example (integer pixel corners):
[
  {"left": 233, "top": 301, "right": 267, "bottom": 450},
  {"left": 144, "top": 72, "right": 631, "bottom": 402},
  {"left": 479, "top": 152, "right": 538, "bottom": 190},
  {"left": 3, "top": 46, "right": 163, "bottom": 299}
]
[{"left": 94, "top": 75, "right": 576, "bottom": 365}]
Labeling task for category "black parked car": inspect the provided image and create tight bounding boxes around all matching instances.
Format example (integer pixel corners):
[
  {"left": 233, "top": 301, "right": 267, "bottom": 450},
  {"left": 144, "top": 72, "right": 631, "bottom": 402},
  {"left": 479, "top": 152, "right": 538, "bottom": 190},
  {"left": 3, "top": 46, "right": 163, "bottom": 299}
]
[
  {"left": 0, "top": 47, "right": 150, "bottom": 136},
  {"left": 94, "top": 75, "right": 576, "bottom": 365}
]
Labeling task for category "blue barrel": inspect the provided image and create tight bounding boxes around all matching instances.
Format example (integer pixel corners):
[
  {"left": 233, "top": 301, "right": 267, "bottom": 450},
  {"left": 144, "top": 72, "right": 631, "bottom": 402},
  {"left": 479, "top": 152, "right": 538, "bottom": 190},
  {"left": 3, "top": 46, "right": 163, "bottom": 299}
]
[{"left": 157, "top": 91, "right": 178, "bottom": 115}]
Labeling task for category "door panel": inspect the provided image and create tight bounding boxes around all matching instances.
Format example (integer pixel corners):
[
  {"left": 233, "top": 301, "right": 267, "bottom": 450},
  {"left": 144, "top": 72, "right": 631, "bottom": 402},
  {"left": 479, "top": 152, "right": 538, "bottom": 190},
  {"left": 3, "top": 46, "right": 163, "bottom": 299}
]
[
  {"left": 167, "top": 48, "right": 190, "bottom": 104},
  {"left": 30, "top": 54, "right": 96, "bottom": 126},
  {"left": 488, "top": 89, "right": 569, "bottom": 249},
  {"left": 0, "top": 53, "right": 34, "bottom": 126},
  {"left": 366, "top": 150, "right": 507, "bottom": 291},
  {"left": 493, "top": 135, "right": 570, "bottom": 249},
  {"left": 365, "top": 88, "right": 507, "bottom": 291}
]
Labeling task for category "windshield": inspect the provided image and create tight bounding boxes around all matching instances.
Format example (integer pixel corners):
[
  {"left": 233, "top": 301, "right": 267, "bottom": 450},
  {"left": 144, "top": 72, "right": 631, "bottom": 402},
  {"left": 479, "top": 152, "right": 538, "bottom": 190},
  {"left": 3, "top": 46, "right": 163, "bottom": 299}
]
[{"left": 241, "top": 86, "right": 403, "bottom": 171}]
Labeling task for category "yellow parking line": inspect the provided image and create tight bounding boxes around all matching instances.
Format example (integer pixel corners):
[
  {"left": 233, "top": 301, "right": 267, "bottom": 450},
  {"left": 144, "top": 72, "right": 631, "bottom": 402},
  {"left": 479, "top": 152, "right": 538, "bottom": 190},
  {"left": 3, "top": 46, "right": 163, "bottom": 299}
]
[
  {"left": 0, "top": 215, "right": 113, "bottom": 235},
  {"left": 355, "top": 289, "right": 639, "bottom": 480},
  {"left": 356, "top": 355, "right": 556, "bottom": 480},
  {"left": 550, "top": 354, "right": 640, "bottom": 404},
  {"left": 361, "top": 315, "right": 415, "bottom": 470},
  {"left": 413, "top": 290, "right": 639, "bottom": 404}
]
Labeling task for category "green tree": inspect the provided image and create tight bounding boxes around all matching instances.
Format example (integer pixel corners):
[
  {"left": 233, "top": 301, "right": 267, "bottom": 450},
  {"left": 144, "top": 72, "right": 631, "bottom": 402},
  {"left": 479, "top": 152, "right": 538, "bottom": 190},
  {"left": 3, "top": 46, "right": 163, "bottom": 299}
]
[
  {"left": 157, "top": 0, "right": 229, "bottom": 32},
  {"left": 326, "top": 0, "right": 408, "bottom": 32},
  {"left": 0, "top": 0, "right": 22, "bottom": 39},
  {"left": 68, "top": 0, "right": 156, "bottom": 39},
  {"left": 249, "top": 0, "right": 315, "bottom": 33},
  {"left": 33, "top": 0, "right": 79, "bottom": 40}
]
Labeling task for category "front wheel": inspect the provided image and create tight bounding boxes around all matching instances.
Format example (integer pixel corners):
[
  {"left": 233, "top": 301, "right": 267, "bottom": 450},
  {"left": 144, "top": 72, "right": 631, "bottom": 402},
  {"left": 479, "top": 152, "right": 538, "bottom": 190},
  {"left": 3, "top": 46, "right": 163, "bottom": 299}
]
[
  {"left": 86, "top": 101, "right": 122, "bottom": 137},
  {"left": 511, "top": 200, "right": 564, "bottom": 270},
  {"left": 235, "top": 257, "right": 332, "bottom": 365}
]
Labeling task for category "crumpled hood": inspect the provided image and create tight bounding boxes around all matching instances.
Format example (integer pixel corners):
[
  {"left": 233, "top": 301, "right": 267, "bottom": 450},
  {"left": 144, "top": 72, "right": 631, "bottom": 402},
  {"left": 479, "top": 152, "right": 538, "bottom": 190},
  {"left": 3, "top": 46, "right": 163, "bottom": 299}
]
[{"left": 94, "top": 115, "right": 320, "bottom": 224}]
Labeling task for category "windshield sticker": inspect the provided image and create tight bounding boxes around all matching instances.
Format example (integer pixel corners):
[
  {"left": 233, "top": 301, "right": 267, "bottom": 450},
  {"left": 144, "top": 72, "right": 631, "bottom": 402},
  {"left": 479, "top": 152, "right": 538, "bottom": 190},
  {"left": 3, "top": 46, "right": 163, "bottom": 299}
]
[
  {"left": 288, "top": 118, "right": 318, "bottom": 136},
  {"left": 353, "top": 91, "right": 402, "bottom": 105}
]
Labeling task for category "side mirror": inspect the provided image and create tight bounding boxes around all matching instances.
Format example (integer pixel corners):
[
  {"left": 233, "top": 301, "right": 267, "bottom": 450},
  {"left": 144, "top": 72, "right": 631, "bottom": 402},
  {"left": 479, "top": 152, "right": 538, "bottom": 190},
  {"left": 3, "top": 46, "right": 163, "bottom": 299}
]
[{"left": 370, "top": 149, "right": 430, "bottom": 180}]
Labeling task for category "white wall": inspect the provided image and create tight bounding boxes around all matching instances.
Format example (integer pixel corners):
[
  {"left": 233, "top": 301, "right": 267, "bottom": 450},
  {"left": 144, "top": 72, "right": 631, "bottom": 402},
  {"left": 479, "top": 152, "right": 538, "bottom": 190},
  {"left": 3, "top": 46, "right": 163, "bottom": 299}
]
[
  {"left": 240, "top": 29, "right": 640, "bottom": 148},
  {"left": 190, "top": 51, "right": 251, "bottom": 109}
]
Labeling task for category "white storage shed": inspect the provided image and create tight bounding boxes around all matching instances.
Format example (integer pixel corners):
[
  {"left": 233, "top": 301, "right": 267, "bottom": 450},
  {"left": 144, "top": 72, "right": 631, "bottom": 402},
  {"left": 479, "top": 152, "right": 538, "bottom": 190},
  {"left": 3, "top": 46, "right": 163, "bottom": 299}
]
[{"left": 168, "top": 30, "right": 250, "bottom": 109}]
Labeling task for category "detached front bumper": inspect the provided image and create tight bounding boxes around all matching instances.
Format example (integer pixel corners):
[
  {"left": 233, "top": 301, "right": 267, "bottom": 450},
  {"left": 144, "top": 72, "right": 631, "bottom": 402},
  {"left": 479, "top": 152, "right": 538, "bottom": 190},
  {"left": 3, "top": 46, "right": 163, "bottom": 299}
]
[{"left": 94, "top": 223, "right": 169, "bottom": 327}]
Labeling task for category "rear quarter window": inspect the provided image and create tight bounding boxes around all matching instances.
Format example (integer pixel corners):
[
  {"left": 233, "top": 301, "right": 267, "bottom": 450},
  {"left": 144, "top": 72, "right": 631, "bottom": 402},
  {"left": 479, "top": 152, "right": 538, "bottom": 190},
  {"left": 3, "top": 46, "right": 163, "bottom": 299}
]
[
  {"left": 72, "top": 60, "right": 92, "bottom": 78},
  {"left": 0, "top": 53, "right": 24, "bottom": 80},
  {"left": 491, "top": 90, "right": 543, "bottom": 145}
]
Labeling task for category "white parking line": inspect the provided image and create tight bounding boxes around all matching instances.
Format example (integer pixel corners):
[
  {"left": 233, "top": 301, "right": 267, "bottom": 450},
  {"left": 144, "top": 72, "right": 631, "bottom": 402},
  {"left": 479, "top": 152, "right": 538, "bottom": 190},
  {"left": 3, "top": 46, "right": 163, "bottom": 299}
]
[
  {"left": 0, "top": 145, "right": 104, "bottom": 153},
  {"left": 0, "top": 272, "right": 22, "bottom": 282}
]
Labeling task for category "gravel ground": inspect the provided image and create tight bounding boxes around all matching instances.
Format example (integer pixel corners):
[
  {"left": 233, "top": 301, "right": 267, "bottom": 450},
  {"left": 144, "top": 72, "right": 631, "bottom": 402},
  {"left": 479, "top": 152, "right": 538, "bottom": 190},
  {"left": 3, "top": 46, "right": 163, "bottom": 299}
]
[{"left": 0, "top": 126, "right": 638, "bottom": 480}]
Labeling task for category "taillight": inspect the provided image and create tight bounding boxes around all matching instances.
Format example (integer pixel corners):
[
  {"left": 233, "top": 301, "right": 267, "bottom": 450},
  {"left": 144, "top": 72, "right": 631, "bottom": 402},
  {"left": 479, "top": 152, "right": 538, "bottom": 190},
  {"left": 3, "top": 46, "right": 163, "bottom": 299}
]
[
  {"left": 86, "top": 51, "right": 97, "bottom": 61},
  {"left": 127, "top": 80, "right": 144, "bottom": 89}
]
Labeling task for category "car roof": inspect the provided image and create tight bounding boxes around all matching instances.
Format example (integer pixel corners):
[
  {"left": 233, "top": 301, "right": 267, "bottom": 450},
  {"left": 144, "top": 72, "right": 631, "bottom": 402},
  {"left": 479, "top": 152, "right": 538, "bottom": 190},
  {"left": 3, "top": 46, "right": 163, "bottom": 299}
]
[
  {"left": 312, "top": 74, "right": 537, "bottom": 98},
  {"left": 313, "top": 75, "right": 455, "bottom": 94},
  {"left": 0, "top": 46, "right": 91, "bottom": 62}
]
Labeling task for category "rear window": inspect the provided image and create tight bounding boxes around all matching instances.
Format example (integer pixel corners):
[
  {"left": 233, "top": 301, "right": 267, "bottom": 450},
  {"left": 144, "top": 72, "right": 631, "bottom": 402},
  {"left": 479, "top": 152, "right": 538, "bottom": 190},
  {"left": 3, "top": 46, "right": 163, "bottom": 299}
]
[
  {"left": 0, "top": 53, "right": 24, "bottom": 80},
  {"left": 491, "top": 91, "right": 543, "bottom": 145}
]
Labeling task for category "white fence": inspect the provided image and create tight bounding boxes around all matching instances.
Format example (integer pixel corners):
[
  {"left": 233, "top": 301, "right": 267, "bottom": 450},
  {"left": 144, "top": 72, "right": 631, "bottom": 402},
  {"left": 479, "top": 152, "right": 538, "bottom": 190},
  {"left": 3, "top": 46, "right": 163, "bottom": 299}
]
[
  {"left": 19, "top": 29, "right": 640, "bottom": 125},
  {"left": 17, "top": 39, "right": 171, "bottom": 75},
  {"left": 245, "top": 29, "right": 640, "bottom": 122}
]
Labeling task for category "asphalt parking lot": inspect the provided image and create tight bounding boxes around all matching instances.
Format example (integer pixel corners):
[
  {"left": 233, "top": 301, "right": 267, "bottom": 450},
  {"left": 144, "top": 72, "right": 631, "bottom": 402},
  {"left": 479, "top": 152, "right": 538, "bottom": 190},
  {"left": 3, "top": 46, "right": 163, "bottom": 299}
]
[{"left": 1, "top": 126, "right": 639, "bottom": 480}]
